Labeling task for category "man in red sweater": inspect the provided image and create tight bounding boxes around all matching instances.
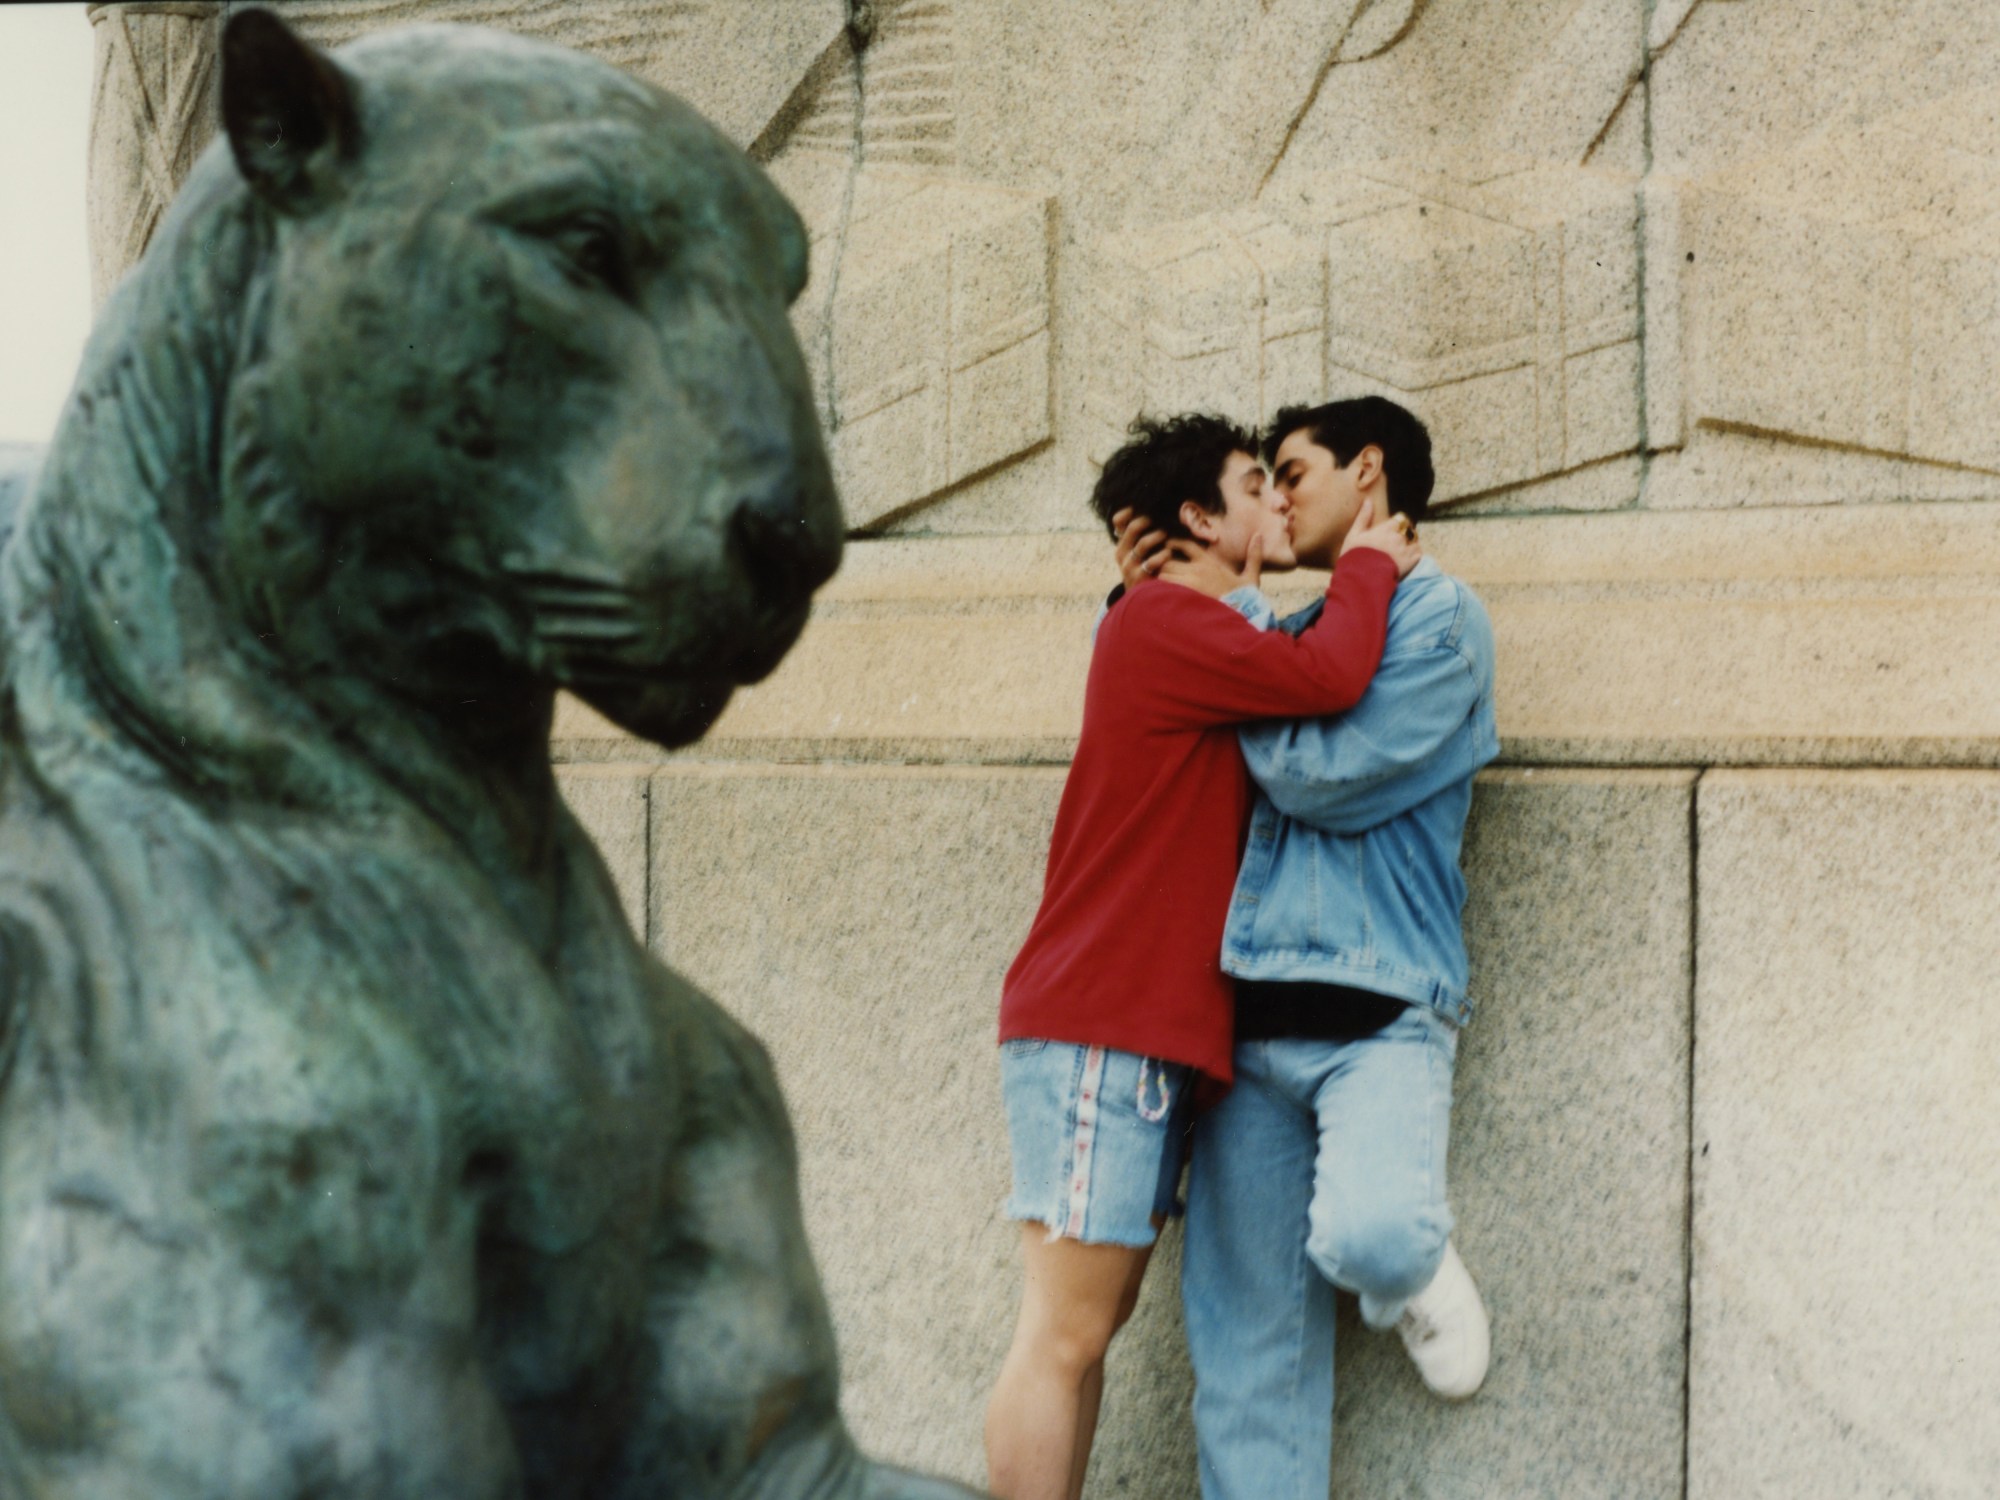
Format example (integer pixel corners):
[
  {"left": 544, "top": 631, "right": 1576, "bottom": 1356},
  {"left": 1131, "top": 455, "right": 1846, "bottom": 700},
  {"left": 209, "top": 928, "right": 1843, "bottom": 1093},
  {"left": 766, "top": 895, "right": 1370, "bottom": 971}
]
[{"left": 984, "top": 414, "right": 1421, "bottom": 1500}]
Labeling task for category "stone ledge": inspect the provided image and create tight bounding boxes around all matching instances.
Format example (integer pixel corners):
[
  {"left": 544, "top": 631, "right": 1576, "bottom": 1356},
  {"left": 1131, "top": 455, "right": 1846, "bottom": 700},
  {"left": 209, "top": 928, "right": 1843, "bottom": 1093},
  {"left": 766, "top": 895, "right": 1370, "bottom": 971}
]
[{"left": 551, "top": 501, "right": 2000, "bottom": 768}]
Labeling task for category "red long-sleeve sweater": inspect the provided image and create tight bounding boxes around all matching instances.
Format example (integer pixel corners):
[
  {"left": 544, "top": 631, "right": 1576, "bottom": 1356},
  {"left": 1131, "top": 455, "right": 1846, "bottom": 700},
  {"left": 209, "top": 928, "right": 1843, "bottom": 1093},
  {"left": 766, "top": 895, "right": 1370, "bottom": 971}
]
[{"left": 999, "top": 551, "right": 1400, "bottom": 1084}]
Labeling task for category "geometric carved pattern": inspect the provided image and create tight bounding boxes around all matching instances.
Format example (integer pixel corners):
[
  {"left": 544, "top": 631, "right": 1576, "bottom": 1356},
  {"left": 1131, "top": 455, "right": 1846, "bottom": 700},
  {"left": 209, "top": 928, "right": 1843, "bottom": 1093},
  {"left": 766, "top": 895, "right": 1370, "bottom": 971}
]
[
  {"left": 1081, "top": 211, "right": 1327, "bottom": 462},
  {"left": 87, "top": 4, "right": 223, "bottom": 307},
  {"left": 271, "top": 0, "right": 708, "bottom": 70},
  {"left": 784, "top": 0, "right": 956, "bottom": 170},
  {"left": 1304, "top": 158, "right": 1643, "bottom": 501},
  {"left": 1086, "top": 157, "right": 1643, "bottom": 503},
  {"left": 794, "top": 171, "right": 1051, "bottom": 529}
]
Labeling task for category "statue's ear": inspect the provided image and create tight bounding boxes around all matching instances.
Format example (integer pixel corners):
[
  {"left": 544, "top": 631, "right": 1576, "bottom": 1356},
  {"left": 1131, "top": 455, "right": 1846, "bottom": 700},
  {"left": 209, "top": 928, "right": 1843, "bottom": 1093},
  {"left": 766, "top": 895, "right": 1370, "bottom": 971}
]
[{"left": 220, "top": 8, "right": 358, "bottom": 212}]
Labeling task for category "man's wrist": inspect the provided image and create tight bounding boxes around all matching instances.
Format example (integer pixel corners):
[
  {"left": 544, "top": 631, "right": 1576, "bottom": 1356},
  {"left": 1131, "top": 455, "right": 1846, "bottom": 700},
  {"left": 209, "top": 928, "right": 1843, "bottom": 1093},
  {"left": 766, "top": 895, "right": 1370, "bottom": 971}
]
[{"left": 1335, "top": 546, "right": 1398, "bottom": 581}]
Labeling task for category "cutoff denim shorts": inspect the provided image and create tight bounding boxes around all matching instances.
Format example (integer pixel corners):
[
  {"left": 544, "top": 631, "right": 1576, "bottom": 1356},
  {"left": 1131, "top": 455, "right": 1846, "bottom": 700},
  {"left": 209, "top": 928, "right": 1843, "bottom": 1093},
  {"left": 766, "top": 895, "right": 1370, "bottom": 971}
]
[{"left": 999, "top": 1038, "right": 1194, "bottom": 1248}]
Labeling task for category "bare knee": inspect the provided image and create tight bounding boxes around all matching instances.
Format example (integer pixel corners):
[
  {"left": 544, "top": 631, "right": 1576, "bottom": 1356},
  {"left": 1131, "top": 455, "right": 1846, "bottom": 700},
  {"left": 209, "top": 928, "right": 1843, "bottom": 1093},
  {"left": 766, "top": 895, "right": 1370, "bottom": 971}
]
[
  {"left": 1019, "top": 1297, "right": 1120, "bottom": 1377},
  {"left": 1009, "top": 1230, "right": 1149, "bottom": 1377}
]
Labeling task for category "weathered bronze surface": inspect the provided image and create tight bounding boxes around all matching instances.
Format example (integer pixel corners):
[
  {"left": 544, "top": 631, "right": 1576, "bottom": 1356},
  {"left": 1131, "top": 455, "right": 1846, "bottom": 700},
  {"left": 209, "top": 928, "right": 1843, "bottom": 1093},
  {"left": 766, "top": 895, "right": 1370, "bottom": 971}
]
[{"left": 0, "top": 11, "right": 979, "bottom": 1497}]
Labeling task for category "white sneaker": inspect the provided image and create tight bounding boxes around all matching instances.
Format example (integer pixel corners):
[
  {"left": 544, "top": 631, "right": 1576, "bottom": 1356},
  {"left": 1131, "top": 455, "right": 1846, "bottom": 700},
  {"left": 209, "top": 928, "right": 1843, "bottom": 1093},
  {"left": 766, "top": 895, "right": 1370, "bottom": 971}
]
[{"left": 1392, "top": 1240, "right": 1489, "bottom": 1400}]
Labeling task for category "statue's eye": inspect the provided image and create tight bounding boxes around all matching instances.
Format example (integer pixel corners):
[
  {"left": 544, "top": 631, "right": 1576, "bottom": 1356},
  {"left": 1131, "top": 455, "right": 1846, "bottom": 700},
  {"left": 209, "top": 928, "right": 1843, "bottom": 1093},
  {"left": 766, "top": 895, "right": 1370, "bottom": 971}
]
[{"left": 538, "top": 216, "right": 630, "bottom": 299}]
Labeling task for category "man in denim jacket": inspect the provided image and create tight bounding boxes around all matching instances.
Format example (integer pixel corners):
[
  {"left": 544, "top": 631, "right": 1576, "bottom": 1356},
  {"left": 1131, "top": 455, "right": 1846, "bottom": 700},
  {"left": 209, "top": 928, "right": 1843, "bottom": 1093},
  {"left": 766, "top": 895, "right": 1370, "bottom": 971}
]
[{"left": 1121, "top": 397, "right": 1498, "bottom": 1500}]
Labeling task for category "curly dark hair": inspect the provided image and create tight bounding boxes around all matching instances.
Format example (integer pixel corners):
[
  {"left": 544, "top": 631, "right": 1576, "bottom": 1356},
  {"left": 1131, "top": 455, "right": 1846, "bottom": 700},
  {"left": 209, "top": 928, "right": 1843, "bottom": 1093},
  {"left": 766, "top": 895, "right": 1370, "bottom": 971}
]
[
  {"left": 1089, "top": 412, "right": 1258, "bottom": 542},
  {"left": 1261, "top": 397, "right": 1436, "bottom": 522}
]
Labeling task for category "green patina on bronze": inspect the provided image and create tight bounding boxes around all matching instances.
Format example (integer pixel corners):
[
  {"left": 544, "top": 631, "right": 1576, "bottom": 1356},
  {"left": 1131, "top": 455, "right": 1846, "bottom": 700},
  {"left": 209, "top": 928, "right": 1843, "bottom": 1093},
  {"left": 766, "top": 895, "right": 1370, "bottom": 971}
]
[{"left": 0, "top": 12, "right": 977, "bottom": 1498}]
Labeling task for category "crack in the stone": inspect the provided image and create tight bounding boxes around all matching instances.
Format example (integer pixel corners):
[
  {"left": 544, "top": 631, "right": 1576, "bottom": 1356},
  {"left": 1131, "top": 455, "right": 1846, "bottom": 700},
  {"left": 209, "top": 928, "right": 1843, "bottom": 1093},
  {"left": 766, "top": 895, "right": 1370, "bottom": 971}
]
[
  {"left": 1649, "top": 0, "right": 1704, "bottom": 62},
  {"left": 1634, "top": 0, "right": 1658, "bottom": 512},
  {"left": 1256, "top": 3, "right": 1389, "bottom": 197},
  {"left": 816, "top": 6, "right": 873, "bottom": 440},
  {"left": 1580, "top": 67, "right": 1643, "bottom": 168}
]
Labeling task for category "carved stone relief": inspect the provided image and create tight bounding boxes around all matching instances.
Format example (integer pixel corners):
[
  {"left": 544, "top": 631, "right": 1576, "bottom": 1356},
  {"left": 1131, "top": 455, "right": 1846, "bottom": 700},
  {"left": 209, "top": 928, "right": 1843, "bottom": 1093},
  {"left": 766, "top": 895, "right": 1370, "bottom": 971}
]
[
  {"left": 86, "top": 3, "right": 221, "bottom": 307},
  {"left": 80, "top": 0, "right": 2000, "bottom": 526},
  {"left": 1081, "top": 212, "right": 1325, "bottom": 463},
  {"left": 765, "top": 0, "right": 957, "bottom": 170},
  {"left": 1086, "top": 156, "right": 1642, "bottom": 506},
  {"left": 1308, "top": 157, "right": 1642, "bottom": 503},
  {"left": 277, "top": 0, "right": 847, "bottom": 157},
  {"left": 1682, "top": 85, "right": 2000, "bottom": 475},
  {"left": 782, "top": 168, "right": 1053, "bottom": 530},
  {"left": 755, "top": 1, "right": 1057, "bottom": 530},
  {"left": 86, "top": 1, "right": 844, "bottom": 305}
]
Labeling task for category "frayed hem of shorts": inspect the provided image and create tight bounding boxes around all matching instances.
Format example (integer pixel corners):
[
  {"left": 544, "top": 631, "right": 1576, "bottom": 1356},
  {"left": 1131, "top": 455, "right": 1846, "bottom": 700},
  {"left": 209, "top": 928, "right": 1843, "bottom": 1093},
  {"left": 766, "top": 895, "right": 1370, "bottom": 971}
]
[{"left": 1003, "top": 1209, "right": 1161, "bottom": 1250}]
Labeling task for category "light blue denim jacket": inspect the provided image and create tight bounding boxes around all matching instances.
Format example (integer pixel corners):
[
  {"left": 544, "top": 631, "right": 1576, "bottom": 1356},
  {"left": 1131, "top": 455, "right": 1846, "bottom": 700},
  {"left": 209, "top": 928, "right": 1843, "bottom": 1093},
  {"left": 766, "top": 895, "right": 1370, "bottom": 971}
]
[{"left": 1219, "top": 558, "right": 1498, "bottom": 1026}]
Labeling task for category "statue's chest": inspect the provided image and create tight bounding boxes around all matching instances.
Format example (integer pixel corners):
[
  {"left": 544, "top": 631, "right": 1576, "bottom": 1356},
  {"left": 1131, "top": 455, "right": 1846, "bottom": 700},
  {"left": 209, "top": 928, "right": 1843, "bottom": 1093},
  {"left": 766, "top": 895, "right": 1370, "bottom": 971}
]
[{"left": 182, "top": 860, "right": 676, "bottom": 1310}]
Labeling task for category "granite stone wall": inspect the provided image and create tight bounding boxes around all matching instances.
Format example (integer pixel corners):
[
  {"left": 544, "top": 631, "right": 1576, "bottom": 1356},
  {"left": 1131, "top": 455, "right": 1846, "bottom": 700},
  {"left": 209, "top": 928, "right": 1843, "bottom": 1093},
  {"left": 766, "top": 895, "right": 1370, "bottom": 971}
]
[{"left": 86, "top": 3, "right": 2000, "bottom": 1494}]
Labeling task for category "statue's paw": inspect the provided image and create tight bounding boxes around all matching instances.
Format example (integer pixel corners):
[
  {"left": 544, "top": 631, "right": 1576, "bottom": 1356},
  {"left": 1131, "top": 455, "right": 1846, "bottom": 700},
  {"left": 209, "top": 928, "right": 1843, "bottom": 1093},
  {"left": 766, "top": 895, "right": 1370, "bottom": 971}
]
[
  {"left": 732, "top": 1422, "right": 988, "bottom": 1500},
  {"left": 858, "top": 1460, "right": 990, "bottom": 1500}
]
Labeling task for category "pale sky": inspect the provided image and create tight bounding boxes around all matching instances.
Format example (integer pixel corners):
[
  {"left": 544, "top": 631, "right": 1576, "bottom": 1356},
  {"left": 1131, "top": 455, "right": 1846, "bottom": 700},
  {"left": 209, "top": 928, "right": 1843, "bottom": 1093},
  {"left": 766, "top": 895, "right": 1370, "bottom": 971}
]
[{"left": 0, "top": 3, "right": 94, "bottom": 446}]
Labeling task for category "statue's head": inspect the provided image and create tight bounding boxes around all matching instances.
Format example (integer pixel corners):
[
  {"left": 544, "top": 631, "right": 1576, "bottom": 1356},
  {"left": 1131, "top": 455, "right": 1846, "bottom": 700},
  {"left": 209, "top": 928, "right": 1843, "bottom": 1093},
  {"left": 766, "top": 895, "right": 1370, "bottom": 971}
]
[{"left": 207, "top": 9, "right": 840, "bottom": 747}]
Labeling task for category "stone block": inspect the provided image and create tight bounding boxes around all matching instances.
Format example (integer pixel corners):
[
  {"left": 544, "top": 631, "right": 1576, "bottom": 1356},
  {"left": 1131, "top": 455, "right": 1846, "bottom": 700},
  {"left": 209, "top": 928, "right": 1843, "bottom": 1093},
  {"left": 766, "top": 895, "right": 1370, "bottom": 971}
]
[
  {"left": 1691, "top": 771, "right": 2000, "bottom": 1499},
  {"left": 87, "top": 3, "right": 223, "bottom": 306},
  {"left": 85, "top": 0, "right": 845, "bottom": 302},
  {"left": 1332, "top": 769, "right": 1694, "bottom": 1499},
  {"left": 553, "top": 765, "right": 650, "bottom": 940},
  {"left": 647, "top": 765, "right": 1146, "bottom": 1490}
]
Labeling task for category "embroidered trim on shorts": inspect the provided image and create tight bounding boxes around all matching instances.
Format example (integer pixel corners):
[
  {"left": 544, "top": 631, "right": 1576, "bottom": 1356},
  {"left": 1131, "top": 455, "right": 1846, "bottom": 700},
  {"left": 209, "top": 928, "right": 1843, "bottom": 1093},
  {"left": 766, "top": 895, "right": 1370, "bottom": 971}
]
[
  {"left": 1060, "top": 1044, "right": 1108, "bottom": 1236},
  {"left": 1136, "top": 1056, "right": 1173, "bottom": 1122}
]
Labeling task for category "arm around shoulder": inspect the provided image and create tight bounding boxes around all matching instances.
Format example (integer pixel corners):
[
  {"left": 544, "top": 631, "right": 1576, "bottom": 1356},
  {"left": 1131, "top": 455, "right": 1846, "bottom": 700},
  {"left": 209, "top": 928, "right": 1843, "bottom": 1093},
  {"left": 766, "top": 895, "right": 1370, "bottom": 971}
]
[
  {"left": 1239, "top": 579, "right": 1496, "bottom": 833},
  {"left": 1141, "top": 550, "right": 1400, "bottom": 729}
]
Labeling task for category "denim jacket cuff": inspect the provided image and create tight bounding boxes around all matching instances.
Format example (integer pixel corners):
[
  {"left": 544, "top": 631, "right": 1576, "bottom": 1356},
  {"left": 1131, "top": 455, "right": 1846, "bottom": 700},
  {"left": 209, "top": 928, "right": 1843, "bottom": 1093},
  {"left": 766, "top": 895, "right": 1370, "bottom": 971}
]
[{"left": 1222, "top": 585, "right": 1277, "bottom": 629}]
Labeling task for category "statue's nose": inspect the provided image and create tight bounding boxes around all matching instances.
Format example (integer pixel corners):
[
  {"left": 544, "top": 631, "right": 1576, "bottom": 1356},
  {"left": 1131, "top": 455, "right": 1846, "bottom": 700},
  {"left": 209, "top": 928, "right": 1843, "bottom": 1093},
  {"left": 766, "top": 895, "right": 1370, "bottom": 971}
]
[{"left": 728, "top": 474, "right": 842, "bottom": 616}]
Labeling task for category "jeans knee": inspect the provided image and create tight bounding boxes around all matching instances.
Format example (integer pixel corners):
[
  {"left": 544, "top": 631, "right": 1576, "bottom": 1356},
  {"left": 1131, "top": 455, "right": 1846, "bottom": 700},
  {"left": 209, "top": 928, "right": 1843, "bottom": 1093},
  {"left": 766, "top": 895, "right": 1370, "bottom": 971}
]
[{"left": 1308, "top": 1208, "right": 1447, "bottom": 1303}]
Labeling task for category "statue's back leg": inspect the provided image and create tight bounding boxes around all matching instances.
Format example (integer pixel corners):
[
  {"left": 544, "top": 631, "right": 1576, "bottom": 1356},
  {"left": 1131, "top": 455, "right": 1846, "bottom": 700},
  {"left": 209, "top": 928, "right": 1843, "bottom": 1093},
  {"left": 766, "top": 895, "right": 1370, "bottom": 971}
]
[
  {"left": 612, "top": 979, "right": 987, "bottom": 1500},
  {"left": 0, "top": 1097, "right": 531, "bottom": 1500}
]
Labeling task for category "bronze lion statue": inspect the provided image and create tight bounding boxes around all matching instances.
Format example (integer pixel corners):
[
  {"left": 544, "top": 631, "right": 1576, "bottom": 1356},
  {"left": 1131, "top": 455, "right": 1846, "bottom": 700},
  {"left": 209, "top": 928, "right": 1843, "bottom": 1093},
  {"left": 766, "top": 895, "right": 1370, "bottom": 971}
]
[{"left": 0, "top": 12, "right": 978, "bottom": 1499}]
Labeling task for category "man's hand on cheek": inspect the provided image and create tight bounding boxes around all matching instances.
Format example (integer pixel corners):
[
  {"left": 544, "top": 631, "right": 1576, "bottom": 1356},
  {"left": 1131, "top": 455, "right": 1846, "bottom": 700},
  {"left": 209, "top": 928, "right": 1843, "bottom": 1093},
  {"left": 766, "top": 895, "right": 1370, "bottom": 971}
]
[
  {"left": 1340, "top": 498, "right": 1423, "bottom": 579},
  {"left": 1111, "top": 507, "right": 1170, "bottom": 591},
  {"left": 1160, "top": 533, "right": 1263, "bottom": 599}
]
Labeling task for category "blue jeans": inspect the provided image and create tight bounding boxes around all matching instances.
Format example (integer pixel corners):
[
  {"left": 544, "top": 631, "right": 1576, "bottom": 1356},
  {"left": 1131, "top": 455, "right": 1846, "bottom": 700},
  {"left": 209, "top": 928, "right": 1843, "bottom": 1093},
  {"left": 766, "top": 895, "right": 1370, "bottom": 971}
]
[{"left": 1182, "top": 1005, "right": 1458, "bottom": 1500}]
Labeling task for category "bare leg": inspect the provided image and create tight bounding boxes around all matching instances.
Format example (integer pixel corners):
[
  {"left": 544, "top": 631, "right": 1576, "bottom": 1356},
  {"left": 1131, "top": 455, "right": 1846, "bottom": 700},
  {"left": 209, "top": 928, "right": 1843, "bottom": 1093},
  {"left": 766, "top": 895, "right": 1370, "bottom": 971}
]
[
  {"left": 1064, "top": 1231, "right": 1156, "bottom": 1500},
  {"left": 1067, "top": 1363, "right": 1105, "bottom": 1500},
  {"left": 984, "top": 1225, "right": 1152, "bottom": 1500}
]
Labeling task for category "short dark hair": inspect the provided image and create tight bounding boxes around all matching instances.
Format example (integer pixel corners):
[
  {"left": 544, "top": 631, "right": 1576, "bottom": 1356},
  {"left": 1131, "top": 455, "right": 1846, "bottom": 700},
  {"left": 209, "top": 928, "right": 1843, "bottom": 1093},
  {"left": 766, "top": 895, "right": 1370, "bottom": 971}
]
[
  {"left": 1262, "top": 397, "right": 1436, "bottom": 523},
  {"left": 1090, "top": 413, "right": 1257, "bottom": 542}
]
